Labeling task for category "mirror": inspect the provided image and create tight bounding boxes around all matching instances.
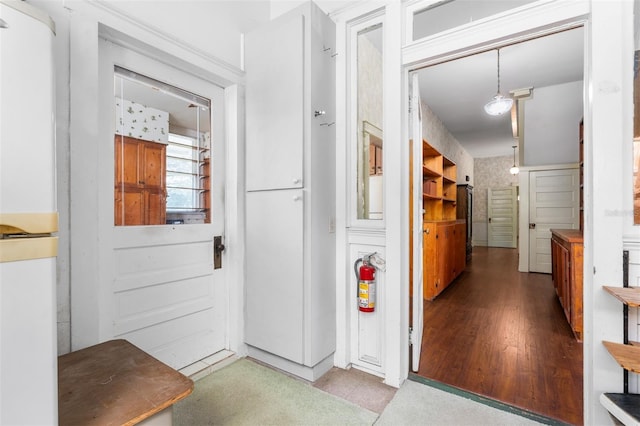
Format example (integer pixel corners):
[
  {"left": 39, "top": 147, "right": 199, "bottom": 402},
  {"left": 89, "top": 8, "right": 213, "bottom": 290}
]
[{"left": 356, "top": 23, "right": 383, "bottom": 220}]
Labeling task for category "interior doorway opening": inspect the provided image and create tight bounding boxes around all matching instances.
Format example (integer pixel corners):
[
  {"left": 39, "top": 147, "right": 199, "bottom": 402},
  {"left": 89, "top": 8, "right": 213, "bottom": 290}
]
[{"left": 408, "top": 25, "right": 585, "bottom": 426}]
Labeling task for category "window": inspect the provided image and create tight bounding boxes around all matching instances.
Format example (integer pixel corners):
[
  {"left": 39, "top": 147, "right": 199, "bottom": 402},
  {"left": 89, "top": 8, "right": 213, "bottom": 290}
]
[
  {"left": 166, "top": 133, "right": 208, "bottom": 213},
  {"left": 114, "top": 66, "right": 211, "bottom": 226}
]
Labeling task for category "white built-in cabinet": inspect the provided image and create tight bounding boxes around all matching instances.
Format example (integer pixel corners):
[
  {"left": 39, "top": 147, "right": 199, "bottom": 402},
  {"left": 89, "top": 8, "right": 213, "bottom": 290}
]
[{"left": 244, "top": 1, "right": 336, "bottom": 381}]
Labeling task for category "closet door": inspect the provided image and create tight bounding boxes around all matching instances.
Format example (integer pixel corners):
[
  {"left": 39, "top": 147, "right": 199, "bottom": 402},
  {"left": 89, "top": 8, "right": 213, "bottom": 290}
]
[
  {"left": 245, "top": 14, "right": 304, "bottom": 192},
  {"left": 245, "top": 189, "right": 304, "bottom": 363}
]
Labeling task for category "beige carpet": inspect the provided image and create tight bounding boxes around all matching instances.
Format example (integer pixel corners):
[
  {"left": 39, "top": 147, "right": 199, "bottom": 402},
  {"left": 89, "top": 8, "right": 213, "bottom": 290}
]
[{"left": 173, "top": 359, "right": 378, "bottom": 425}]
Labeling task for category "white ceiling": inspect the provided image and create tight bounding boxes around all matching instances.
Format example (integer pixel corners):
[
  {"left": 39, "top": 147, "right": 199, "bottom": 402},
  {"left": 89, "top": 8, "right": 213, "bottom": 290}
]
[{"left": 417, "top": 26, "right": 584, "bottom": 158}]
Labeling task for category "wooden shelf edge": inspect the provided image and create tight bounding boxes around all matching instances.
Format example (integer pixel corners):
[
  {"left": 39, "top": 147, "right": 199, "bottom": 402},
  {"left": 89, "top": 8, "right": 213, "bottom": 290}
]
[
  {"left": 603, "top": 286, "right": 640, "bottom": 308},
  {"left": 600, "top": 393, "right": 640, "bottom": 426},
  {"left": 603, "top": 341, "right": 640, "bottom": 373},
  {"left": 423, "top": 166, "right": 442, "bottom": 178}
]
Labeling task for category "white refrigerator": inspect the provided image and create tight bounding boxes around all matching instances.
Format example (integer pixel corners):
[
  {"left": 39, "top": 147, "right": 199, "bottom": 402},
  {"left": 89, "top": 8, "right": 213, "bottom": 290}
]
[{"left": 0, "top": 1, "right": 58, "bottom": 424}]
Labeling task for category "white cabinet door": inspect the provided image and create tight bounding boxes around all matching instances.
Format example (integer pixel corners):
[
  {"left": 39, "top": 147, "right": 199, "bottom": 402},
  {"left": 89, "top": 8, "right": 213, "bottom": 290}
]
[
  {"left": 245, "top": 15, "right": 304, "bottom": 192},
  {"left": 529, "top": 168, "right": 579, "bottom": 273},
  {"left": 488, "top": 187, "right": 517, "bottom": 248},
  {"left": 245, "top": 189, "right": 304, "bottom": 363}
]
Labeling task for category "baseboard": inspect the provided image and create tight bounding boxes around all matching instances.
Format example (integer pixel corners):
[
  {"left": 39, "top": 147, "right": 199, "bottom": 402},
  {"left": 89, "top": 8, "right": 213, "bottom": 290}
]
[{"left": 247, "top": 345, "right": 334, "bottom": 382}]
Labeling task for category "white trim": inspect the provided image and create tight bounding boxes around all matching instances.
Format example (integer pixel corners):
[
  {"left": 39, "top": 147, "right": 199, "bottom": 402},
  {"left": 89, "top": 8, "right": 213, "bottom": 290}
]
[
  {"left": 88, "top": 0, "right": 243, "bottom": 81},
  {"left": 402, "top": 0, "right": 588, "bottom": 70}
]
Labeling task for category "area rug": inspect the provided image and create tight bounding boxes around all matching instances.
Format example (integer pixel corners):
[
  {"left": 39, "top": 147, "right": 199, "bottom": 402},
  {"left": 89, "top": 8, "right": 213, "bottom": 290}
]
[{"left": 173, "top": 359, "right": 378, "bottom": 425}]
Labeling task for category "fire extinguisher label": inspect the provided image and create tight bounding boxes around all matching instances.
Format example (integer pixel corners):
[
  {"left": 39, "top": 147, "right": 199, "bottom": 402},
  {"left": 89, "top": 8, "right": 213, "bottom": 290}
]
[{"left": 358, "top": 281, "right": 375, "bottom": 309}]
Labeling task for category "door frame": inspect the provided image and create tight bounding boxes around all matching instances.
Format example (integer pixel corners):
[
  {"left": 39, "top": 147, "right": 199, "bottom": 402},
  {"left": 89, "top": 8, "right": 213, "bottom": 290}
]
[
  {"left": 69, "top": 19, "right": 246, "bottom": 360},
  {"left": 398, "top": 0, "right": 590, "bottom": 414},
  {"left": 517, "top": 164, "right": 578, "bottom": 273}
]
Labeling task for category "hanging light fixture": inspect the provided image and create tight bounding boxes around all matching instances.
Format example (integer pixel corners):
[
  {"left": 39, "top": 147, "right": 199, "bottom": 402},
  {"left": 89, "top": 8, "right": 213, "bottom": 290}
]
[
  {"left": 509, "top": 145, "right": 519, "bottom": 175},
  {"left": 484, "top": 49, "right": 513, "bottom": 116}
]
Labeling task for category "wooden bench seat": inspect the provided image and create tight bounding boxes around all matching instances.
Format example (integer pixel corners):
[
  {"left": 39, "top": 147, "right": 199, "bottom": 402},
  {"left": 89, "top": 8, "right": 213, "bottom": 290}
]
[{"left": 58, "top": 339, "right": 193, "bottom": 425}]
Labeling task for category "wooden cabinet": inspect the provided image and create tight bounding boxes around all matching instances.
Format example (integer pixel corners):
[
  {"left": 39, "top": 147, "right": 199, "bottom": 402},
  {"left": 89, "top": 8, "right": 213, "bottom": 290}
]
[
  {"left": 369, "top": 144, "right": 383, "bottom": 175},
  {"left": 420, "top": 140, "right": 457, "bottom": 221},
  {"left": 114, "top": 135, "right": 166, "bottom": 225},
  {"left": 550, "top": 229, "right": 583, "bottom": 340},
  {"left": 411, "top": 139, "right": 466, "bottom": 300},
  {"left": 423, "top": 220, "right": 467, "bottom": 300}
]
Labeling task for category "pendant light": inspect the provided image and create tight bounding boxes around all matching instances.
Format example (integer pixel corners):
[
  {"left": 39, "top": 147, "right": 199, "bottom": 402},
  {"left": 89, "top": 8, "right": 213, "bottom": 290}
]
[
  {"left": 484, "top": 49, "right": 513, "bottom": 116},
  {"left": 509, "top": 145, "right": 519, "bottom": 175}
]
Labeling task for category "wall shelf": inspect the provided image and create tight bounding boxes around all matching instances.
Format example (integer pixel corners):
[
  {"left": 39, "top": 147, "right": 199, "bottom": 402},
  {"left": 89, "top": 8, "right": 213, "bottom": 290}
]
[{"left": 601, "top": 254, "right": 640, "bottom": 425}]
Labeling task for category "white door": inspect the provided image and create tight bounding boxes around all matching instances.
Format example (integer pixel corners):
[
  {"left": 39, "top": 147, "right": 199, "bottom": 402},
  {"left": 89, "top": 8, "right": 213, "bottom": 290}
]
[
  {"left": 488, "top": 187, "right": 517, "bottom": 248},
  {"left": 529, "top": 168, "right": 579, "bottom": 273},
  {"left": 411, "top": 72, "right": 424, "bottom": 372},
  {"left": 98, "top": 40, "right": 227, "bottom": 369}
]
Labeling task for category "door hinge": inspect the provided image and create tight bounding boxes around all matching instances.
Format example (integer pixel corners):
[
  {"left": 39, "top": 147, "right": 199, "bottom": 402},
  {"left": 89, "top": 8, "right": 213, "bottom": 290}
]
[{"left": 409, "top": 327, "right": 414, "bottom": 345}]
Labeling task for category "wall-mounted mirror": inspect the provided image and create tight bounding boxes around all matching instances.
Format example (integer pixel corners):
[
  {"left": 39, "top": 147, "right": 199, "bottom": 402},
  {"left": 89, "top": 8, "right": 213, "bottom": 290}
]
[{"left": 356, "top": 23, "right": 383, "bottom": 220}]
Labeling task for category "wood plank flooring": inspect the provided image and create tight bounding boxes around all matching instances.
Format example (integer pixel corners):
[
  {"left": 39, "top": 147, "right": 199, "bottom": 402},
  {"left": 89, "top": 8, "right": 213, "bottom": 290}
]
[{"left": 416, "top": 247, "right": 583, "bottom": 425}]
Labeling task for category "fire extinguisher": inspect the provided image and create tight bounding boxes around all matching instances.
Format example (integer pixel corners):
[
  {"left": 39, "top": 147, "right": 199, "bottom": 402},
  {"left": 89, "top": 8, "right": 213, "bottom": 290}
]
[{"left": 354, "top": 254, "right": 377, "bottom": 313}]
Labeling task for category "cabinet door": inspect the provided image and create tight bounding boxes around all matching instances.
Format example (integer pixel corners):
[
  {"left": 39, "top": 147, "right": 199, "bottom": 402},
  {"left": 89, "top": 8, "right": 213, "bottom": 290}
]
[
  {"left": 115, "top": 188, "right": 144, "bottom": 226},
  {"left": 115, "top": 136, "right": 142, "bottom": 187},
  {"left": 245, "top": 14, "right": 304, "bottom": 191},
  {"left": 141, "top": 142, "right": 165, "bottom": 189},
  {"left": 146, "top": 189, "right": 166, "bottom": 225},
  {"left": 245, "top": 189, "right": 304, "bottom": 363},
  {"left": 436, "top": 224, "right": 450, "bottom": 295}
]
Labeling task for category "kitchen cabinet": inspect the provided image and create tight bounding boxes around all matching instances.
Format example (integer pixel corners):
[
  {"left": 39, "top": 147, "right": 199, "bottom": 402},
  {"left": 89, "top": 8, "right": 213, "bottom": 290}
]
[
  {"left": 244, "top": 1, "right": 335, "bottom": 381},
  {"left": 410, "top": 139, "right": 466, "bottom": 300},
  {"left": 550, "top": 229, "right": 583, "bottom": 341},
  {"left": 423, "top": 220, "right": 466, "bottom": 300},
  {"left": 114, "top": 135, "right": 166, "bottom": 226}
]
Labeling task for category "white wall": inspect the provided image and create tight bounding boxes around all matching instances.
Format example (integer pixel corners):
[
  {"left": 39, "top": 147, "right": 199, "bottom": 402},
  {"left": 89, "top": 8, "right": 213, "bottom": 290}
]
[{"left": 524, "top": 80, "right": 583, "bottom": 166}]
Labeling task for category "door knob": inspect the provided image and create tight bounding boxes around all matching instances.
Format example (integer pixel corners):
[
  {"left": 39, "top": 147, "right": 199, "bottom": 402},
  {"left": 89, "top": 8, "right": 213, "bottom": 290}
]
[{"left": 214, "top": 236, "right": 224, "bottom": 269}]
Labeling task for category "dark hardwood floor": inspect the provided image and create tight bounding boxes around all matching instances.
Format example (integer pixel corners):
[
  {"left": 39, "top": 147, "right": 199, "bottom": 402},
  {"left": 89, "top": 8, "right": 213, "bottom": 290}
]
[{"left": 416, "top": 246, "right": 583, "bottom": 425}]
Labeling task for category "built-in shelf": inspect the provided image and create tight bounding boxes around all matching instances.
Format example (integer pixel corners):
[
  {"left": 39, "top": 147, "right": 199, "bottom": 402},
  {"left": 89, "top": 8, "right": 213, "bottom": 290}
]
[
  {"left": 601, "top": 276, "right": 640, "bottom": 426},
  {"left": 600, "top": 393, "right": 640, "bottom": 426},
  {"left": 603, "top": 341, "right": 640, "bottom": 373},
  {"left": 603, "top": 286, "right": 640, "bottom": 307}
]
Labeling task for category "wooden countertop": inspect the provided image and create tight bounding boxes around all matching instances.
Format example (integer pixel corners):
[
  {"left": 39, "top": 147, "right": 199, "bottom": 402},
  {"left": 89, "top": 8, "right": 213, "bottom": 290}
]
[
  {"left": 58, "top": 339, "right": 193, "bottom": 426},
  {"left": 550, "top": 228, "right": 584, "bottom": 243}
]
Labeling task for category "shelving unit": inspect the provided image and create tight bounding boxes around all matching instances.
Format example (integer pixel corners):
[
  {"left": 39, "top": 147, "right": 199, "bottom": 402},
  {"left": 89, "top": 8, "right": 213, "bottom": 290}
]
[
  {"left": 411, "top": 139, "right": 465, "bottom": 301},
  {"left": 421, "top": 140, "right": 457, "bottom": 221},
  {"left": 601, "top": 251, "right": 640, "bottom": 426}
]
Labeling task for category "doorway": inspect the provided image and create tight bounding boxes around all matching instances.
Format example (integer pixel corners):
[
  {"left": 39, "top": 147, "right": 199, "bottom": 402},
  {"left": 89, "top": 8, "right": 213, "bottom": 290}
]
[
  {"left": 83, "top": 38, "right": 229, "bottom": 369},
  {"left": 407, "top": 12, "right": 585, "bottom": 426}
]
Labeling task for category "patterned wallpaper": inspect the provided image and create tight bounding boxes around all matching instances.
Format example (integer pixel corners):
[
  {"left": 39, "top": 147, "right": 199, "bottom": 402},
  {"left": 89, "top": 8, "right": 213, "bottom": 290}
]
[
  {"left": 473, "top": 155, "right": 519, "bottom": 245},
  {"left": 115, "top": 97, "right": 169, "bottom": 144},
  {"left": 421, "top": 101, "right": 473, "bottom": 185}
]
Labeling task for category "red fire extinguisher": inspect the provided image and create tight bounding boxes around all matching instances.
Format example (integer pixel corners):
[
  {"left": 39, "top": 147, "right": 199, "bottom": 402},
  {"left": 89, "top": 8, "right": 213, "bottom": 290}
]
[{"left": 354, "top": 254, "right": 377, "bottom": 312}]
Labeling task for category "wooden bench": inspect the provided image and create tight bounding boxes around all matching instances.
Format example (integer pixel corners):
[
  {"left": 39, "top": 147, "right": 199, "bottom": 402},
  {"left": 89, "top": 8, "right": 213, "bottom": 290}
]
[{"left": 58, "top": 339, "right": 193, "bottom": 425}]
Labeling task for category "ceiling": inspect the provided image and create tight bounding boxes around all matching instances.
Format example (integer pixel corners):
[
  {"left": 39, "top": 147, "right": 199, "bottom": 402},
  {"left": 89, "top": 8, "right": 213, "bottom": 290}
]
[{"left": 417, "top": 26, "right": 584, "bottom": 158}]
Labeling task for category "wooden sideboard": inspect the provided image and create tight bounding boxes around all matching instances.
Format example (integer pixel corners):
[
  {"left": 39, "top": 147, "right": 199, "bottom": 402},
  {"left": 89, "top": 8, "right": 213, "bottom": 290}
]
[{"left": 550, "top": 229, "right": 583, "bottom": 341}]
